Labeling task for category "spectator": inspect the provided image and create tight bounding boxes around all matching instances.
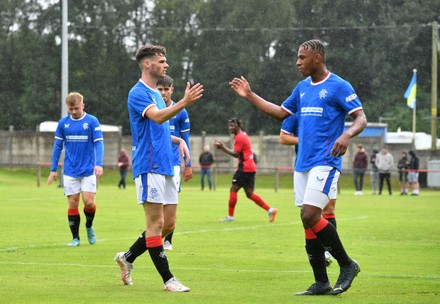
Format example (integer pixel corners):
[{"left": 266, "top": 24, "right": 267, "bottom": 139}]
[
  {"left": 370, "top": 149, "right": 379, "bottom": 195},
  {"left": 375, "top": 146, "right": 394, "bottom": 195},
  {"left": 117, "top": 149, "right": 130, "bottom": 189},
  {"left": 352, "top": 144, "right": 368, "bottom": 195},
  {"left": 397, "top": 151, "right": 409, "bottom": 195},
  {"left": 408, "top": 150, "right": 420, "bottom": 196},
  {"left": 199, "top": 145, "right": 214, "bottom": 190}
]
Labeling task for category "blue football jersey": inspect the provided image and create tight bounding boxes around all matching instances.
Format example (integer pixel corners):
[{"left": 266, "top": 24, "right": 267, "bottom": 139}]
[
  {"left": 53, "top": 113, "right": 103, "bottom": 177},
  {"left": 281, "top": 73, "right": 362, "bottom": 172},
  {"left": 280, "top": 112, "right": 299, "bottom": 161},
  {"left": 128, "top": 80, "right": 174, "bottom": 178},
  {"left": 168, "top": 101, "right": 191, "bottom": 167}
]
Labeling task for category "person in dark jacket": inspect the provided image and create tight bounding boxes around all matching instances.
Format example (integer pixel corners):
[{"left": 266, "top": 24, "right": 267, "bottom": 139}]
[
  {"left": 370, "top": 149, "right": 379, "bottom": 195},
  {"left": 352, "top": 144, "right": 368, "bottom": 195},
  {"left": 199, "top": 145, "right": 214, "bottom": 190},
  {"left": 408, "top": 150, "right": 420, "bottom": 196},
  {"left": 397, "top": 152, "right": 409, "bottom": 195},
  {"left": 117, "top": 149, "right": 130, "bottom": 189}
]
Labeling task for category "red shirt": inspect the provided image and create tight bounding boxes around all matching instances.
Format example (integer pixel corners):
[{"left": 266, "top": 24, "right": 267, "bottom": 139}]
[{"left": 234, "top": 131, "right": 256, "bottom": 172}]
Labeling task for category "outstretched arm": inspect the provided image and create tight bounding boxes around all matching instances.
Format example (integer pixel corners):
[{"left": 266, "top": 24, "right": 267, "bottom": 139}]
[
  {"left": 146, "top": 82, "right": 204, "bottom": 124},
  {"left": 214, "top": 140, "right": 239, "bottom": 158},
  {"left": 229, "top": 76, "right": 289, "bottom": 120}
]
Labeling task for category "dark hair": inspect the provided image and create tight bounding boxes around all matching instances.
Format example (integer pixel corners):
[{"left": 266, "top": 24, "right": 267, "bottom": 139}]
[
  {"left": 135, "top": 45, "right": 166, "bottom": 63},
  {"left": 373, "top": 149, "right": 379, "bottom": 154},
  {"left": 157, "top": 75, "right": 174, "bottom": 87},
  {"left": 228, "top": 117, "right": 241, "bottom": 127},
  {"left": 409, "top": 150, "right": 415, "bottom": 157},
  {"left": 300, "top": 39, "right": 326, "bottom": 63}
]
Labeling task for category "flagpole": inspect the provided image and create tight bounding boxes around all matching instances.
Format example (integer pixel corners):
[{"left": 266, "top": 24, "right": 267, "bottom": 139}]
[
  {"left": 431, "top": 21, "right": 438, "bottom": 150},
  {"left": 412, "top": 69, "right": 417, "bottom": 149}
]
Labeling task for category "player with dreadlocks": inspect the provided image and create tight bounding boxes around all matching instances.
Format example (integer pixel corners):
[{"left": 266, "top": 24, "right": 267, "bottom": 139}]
[{"left": 229, "top": 39, "right": 367, "bottom": 296}]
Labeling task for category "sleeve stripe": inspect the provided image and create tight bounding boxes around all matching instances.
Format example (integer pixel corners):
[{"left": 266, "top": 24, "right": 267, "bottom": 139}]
[
  {"left": 281, "top": 105, "right": 293, "bottom": 115},
  {"left": 348, "top": 106, "right": 363, "bottom": 115},
  {"left": 142, "top": 104, "right": 156, "bottom": 117}
]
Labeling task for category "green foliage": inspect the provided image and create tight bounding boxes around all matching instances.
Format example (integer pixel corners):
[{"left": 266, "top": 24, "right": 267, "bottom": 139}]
[{"left": 0, "top": 0, "right": 439, "bottom": 137}]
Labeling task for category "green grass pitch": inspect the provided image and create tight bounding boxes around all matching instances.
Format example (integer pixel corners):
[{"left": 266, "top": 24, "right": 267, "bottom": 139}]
[{"left": 0, "top": 168, "right": 439, "bottom": 303}]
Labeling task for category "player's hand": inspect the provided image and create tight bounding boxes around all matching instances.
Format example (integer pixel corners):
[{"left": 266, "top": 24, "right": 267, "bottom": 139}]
[
  {"left": 229, "top": 76, "right": 252, "bottom": 98},
  {"left": 94, "top": 166, "right": 103, "bottom": 180},
  {"left": 183, "top": 166, "right": 193, "bottom": 182},
  {"left": 214, "top": 140, "right": 224, "bottom": 149},
  {"left": 47, "top": 171, "right": 57, "bottom": 185},
  {"left": 182, "top": 82, "right": 204, "bottom": 106},
  {"left": 331, "top": 133, "right": 351, "bottom": 157}
]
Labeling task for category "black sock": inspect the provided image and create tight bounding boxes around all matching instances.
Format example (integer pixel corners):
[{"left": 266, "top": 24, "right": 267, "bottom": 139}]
[
  {"left": 326, "top": 217, "right": 337, "bottom": 230},
  {"left": 83, "top": 207, "right": 95, "bottom": 228},
  {"left": 164, "top": 231, "right": 173, "bottom": 243},
  {"left": 148, "top": 246, "right": 173, "bottom": 283},
  {"left": 125, "top": 231, "right": 148, "bottom": 263},
  {"left": 68, "top": 214, "right": 80, "bottom": 239},
  {"left": 305, "top": 238, "right": 329, "bottom": 283},
  {"left": 315, "top": 223, "right": 351, "bottom": 267}
]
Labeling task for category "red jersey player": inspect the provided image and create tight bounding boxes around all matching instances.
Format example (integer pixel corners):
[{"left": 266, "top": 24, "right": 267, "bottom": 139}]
[{"left": 214, "top": 117, "right": 277, "bottom": 222}]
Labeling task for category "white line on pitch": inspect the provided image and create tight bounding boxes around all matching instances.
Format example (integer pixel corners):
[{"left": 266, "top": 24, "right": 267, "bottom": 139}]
[
  {"left": 0, "top": 216, "right": 369, "bottom": 251},
  {"left": 0, "top": 261, "right": 438, "bottom": 280}
]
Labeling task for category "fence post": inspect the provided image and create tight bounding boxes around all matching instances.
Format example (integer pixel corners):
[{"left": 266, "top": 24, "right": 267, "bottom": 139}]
[
  {"left": 37, "top": 164, "right": 41, "bottom": 187},
  {"left": 213, "top": 166, "right": 217, "bottom": 191},
  {"left": 274, "top": 167, "right": 279, "bottom": 192},
  {"left": 8, "top": 125, "right": 14, "bottom": 167}
]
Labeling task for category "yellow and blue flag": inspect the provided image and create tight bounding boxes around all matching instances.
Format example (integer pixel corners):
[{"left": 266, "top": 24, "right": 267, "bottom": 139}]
[{"left": 404, "top": 71, "right": 416, "bottom": 109}]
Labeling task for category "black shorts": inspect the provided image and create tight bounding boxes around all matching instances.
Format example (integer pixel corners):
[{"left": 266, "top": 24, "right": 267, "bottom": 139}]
[
  {"left": 398, "top": 171, "right": 408, "bottom": 182},
  {"left": 232, "top": 171, "right": 255, "bottom": 188}
]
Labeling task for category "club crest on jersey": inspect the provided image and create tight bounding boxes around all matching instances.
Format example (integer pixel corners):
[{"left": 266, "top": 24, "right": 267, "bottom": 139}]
[
  {"left": 319, "top": 89, "right": 328, "bottom": 99},
  {"left": 83, "top": 123, "right": 89, "bottom": 130},
  {"left": 64, "top": 124, "right": 70, "bottom": 128},
  {"left": 149, "top": 187, "right": 159, "bottom": 200}
]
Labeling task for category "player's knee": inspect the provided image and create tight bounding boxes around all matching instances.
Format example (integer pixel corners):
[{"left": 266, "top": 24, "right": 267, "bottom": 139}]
[{"left": 301, "top": 211, "right": 321, "bottom": 228}]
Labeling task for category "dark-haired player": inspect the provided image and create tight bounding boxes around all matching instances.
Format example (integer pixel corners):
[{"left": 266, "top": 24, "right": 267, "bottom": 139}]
[
  {"left": 114, "top": 45, "right": 203, "bottom": 292},
  {"left": 280, "top": 112, "right": 336, "bottom": 267},
  {"left": 214, "top": 117, "right": 278, "bottom": 222},
  {"left": 230, "top": 39, "right": 367, "bottom": 296}
]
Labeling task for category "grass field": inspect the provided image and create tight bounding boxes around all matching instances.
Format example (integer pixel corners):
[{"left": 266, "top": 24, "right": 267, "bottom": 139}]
[{"left": 0, "top": 168, "right": 439, "bottom": 304}]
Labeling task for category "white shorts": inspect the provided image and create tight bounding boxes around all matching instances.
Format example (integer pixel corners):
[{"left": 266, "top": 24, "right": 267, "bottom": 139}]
[
  {"left": 173, "top": 166, "right": 181, "bottom": 194},
  {"left": 63, "top": 175, "right": 97, "bottom": 196},
  {"left": 135, "top": 172, "right": 178, "bottom": 205},
  {"left": 294, "top": 166, "right": 340, "bottom": 209}
]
